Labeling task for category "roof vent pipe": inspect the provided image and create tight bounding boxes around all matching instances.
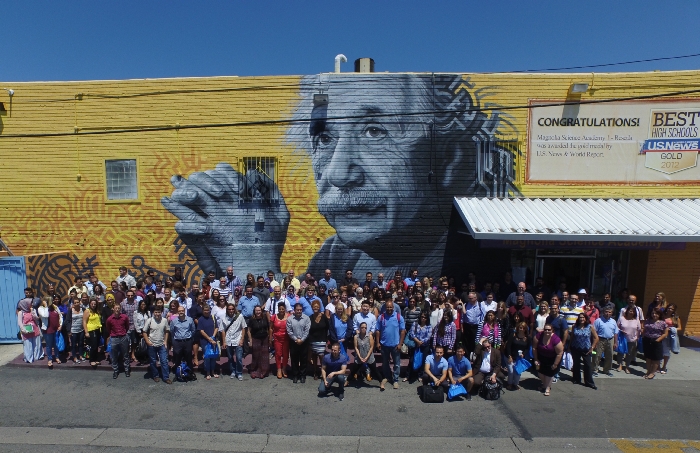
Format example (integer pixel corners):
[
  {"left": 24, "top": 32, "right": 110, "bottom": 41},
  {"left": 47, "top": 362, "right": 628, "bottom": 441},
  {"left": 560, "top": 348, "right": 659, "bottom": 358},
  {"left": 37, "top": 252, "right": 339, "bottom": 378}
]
[{"left": 334, "top": 54, "right": 347, "bottom": 73}]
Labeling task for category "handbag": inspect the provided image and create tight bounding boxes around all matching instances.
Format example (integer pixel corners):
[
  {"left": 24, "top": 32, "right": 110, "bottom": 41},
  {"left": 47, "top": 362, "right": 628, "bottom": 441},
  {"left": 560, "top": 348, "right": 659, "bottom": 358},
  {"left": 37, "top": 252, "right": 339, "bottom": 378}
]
[
  {"left": 447, "top": 383, "right": 467, "bottom": 400},
  {"left": 514, "top": 357, "right": 531, "bottom": 375},
  {"left": 412, "top": 348, "right": 424, "bottom": 370},
  {"left": 615, "top": 332, "right": 628, "bottom": 354},
  {"left": 403, "top": 336, "right": 416, "bottom": 349},
  {"left": 422, "top": 384, "right": 445, "bottom": 403},
  {"left": 204, "top": 342, "right": 220, "bottom": 359},
  {"left": 561, "top": 352, "right": 573, "bottom": 370},
  {"left": 670, "top": 327, "right": 680, "bottom": 354},
  {"left": 56, "top": 332, "right": 65, "bottom": 352}
]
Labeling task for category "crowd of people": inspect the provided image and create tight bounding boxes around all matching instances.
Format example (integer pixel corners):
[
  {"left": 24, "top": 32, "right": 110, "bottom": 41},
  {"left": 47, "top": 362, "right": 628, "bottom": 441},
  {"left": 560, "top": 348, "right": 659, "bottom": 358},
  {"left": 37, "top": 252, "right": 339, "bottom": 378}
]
[{"left": 16, "top": 266, "right": 681, "bottom": 401}]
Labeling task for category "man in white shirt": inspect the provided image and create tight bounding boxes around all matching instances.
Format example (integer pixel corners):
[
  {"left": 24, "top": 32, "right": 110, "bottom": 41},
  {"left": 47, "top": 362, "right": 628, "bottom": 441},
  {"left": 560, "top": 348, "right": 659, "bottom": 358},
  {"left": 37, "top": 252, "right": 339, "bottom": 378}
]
[
  {"left": 265, "top": 286, "right": 291, "bottom": 317},
  {"left": 142, "top": 308, "right": 171, "bottom": 384},
  {"left": 116, "top": 266, "right": 137, "bottom": 289},
  {"left": 219, "top": 303, "right": 247, "bottom": 380},
  {"left": 177, "top": 288, "right": 193, "bottom": 311},
  {"left": 480, "top": 293, "right": 498, "bottom": 314},
  {"left": 353, "top": 301, "right": 377, "bottom": 334}
]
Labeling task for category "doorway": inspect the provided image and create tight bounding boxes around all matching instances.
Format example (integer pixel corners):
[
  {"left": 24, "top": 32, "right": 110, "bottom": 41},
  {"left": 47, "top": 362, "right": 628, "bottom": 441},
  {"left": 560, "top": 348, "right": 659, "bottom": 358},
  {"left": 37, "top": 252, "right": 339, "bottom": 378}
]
[{"left": 536, "top": 254, "right": 594, "bottom": 295}]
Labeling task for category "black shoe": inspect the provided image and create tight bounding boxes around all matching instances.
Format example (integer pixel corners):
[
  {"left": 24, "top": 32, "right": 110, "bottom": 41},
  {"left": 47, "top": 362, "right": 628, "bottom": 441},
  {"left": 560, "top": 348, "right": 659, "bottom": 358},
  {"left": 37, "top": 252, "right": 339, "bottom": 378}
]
[
  {"left": 300, "top": 376, "right": 306, "bottom": 384},
  {"left": 113, "top": 371, "right": 118, "bottom": 379},
  {"left": 338, "top": 393, "right": 344, "bottom": 401},
  {"left": 293, "top": 377, "right": 298, "bottom": 384},
  {"left": 125, "top": 371, "right": 131, "bottom": 377},
  {"left": 572, "top": 380, "right": 581, "bottom": 385},
  {"left": 586, "top": 384, "right": 597, "bottom": 390},
  {"left": 466, "top": 393, "right": 472, "bottom": 401}
]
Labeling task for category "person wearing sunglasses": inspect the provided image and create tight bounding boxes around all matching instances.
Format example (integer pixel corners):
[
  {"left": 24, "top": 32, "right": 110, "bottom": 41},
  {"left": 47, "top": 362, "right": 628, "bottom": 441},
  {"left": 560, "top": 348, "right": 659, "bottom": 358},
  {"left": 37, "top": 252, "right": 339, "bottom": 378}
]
[{"left": 532, "top": 323, "right": 564, "bottom": 396}]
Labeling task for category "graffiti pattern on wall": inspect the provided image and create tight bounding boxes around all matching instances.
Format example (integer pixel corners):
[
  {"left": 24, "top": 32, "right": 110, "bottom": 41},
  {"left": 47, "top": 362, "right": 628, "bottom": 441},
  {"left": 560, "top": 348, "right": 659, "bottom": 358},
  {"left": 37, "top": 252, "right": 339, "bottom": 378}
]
[
  {"left": 163, "top": 74, "right": 518, "bottom": 279},
  {"left": 26, "top": 252, "right": 100, "bottom": 297}
]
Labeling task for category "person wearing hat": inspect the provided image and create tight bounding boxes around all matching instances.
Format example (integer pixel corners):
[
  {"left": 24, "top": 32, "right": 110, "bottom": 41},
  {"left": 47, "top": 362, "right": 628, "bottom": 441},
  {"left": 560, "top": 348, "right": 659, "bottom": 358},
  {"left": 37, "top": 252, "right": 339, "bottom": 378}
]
[{"left": 576, "top": 289, "right": 588, "bottom": 308}]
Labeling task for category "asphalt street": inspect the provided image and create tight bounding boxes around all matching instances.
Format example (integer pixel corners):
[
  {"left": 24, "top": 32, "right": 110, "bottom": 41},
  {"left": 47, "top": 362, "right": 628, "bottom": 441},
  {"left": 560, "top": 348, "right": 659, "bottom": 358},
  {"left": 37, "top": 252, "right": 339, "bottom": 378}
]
[{"left": 1, "top": 343, "right": 699, "bottom": 443}]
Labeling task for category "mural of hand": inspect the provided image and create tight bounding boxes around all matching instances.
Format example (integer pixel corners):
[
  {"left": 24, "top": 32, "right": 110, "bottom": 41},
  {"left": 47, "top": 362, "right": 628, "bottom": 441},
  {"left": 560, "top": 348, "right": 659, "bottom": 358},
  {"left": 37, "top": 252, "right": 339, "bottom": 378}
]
[{"left": 161, "top": 163, "right": 289, "bottom": 276}]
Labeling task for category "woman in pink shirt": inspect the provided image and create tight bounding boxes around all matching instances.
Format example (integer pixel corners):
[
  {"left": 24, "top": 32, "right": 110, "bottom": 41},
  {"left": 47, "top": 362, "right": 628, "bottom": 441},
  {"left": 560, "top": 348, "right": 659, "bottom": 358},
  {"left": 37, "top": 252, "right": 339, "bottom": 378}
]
[
  {"left": 616, "top": 305, "right": 641, "bottom": 374},
  {"left": 17, "top": 298, "right": 42, "bottom": 363}
]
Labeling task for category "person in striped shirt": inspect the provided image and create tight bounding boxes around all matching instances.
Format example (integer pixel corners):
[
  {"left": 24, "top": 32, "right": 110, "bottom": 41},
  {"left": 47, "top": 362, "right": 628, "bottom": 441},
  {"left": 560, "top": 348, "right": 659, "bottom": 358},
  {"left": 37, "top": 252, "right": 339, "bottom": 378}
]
[{"left": 561, "top": 294, "right": 584, "bottom": 331}]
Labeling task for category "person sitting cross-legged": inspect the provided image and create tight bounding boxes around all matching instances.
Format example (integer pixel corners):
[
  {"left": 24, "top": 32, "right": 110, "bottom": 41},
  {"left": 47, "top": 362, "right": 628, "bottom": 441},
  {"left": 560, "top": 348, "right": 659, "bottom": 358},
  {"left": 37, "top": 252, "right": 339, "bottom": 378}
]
[
  {"left": 448, "top": 344, "right": 474, "bottom": 400},
  {"left": 318, "top": 342, "right": 348, "bottom": 401},
  {"left": 422, "top": 345, "right": 449, "bottom": 393}
]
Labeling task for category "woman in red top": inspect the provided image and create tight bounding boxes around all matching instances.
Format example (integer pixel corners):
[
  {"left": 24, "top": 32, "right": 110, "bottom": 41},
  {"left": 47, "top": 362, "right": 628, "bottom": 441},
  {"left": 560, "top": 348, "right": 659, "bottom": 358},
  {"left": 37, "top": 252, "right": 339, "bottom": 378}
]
[{"left": 270, "top": 301, "right": 290, "bottom": 379}]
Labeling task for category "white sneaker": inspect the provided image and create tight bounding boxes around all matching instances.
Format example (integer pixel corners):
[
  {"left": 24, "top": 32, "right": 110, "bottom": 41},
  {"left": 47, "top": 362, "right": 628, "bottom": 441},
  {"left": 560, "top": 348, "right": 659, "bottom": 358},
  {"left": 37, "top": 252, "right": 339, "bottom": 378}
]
[{"left": 230, "top": 372, "right": 236, "bottom": 379}]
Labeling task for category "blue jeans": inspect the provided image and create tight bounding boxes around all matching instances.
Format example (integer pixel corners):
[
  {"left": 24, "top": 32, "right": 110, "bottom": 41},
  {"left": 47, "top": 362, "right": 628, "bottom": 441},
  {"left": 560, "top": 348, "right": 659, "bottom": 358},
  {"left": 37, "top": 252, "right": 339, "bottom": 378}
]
[
  {"left": 380, "top": 345, "right": 401, "bottom": 383},
  {"left": 318, "top": 374, "right": 346, "bottom": 394},
  {"left": 226, "top": 345, "right": 244, "bottom": 377},
  {"left": 44, "top": 331, "right": 57, "bottom": 360},
  {"left": 204, "top": 357, "right": 218, "bottom": 376},
  {"left": 147, "top": 345, "right": 170, "bottom": 380}
]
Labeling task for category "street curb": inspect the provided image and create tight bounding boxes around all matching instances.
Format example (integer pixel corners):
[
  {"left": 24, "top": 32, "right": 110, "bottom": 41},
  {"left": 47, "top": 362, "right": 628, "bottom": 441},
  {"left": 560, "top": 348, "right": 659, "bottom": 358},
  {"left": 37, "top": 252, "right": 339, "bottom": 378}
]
[{"left": 5, "top": 427, "right": 697, "bottom": 452}]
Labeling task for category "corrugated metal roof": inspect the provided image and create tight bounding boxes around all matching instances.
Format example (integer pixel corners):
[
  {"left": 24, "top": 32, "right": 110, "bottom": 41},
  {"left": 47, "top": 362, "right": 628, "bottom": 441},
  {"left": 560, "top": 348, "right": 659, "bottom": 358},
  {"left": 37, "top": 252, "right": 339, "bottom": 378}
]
[{"left": 453, "top": 198, "right": 700, "bottom": 242}]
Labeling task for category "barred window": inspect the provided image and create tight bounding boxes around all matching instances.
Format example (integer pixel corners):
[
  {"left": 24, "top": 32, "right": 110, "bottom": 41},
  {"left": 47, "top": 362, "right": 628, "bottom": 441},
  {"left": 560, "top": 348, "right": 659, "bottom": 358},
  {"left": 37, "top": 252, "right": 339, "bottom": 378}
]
[
  {"left": 238, "top": 157, "right": 279, "bottom": 206},
  {"left": 105, "top": 159, "right": 138, "bottom": 200}
]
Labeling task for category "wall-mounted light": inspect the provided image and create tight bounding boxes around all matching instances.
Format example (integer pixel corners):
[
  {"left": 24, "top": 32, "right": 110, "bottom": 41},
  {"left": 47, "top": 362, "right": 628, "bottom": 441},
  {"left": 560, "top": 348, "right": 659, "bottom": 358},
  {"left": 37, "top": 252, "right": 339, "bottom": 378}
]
[
  {"left": 313, "top": 93, "right": 328, "bottom": 106},
  {"left": 569, "top": 83, "right": 589, "bottom": 94}
]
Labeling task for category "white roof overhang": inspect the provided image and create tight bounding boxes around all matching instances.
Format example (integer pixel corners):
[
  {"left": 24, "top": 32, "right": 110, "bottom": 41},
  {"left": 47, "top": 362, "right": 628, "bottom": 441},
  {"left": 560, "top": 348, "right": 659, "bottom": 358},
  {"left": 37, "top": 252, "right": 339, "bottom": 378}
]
[{"left": 453, "top": 198, "right": 700, "bottom": 242}]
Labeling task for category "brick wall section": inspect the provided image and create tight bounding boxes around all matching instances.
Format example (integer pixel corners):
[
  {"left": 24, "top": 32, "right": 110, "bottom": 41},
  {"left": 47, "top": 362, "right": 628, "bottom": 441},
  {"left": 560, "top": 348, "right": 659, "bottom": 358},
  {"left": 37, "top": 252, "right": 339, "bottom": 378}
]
[{"left": 645, "top": 243, "right": 700, "bottom": 335}]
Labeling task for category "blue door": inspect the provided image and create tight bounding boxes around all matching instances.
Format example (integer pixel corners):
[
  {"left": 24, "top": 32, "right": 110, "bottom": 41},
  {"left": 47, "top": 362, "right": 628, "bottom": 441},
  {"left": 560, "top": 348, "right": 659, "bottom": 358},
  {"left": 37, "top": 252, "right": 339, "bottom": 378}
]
[{"left": 0, "top": 257, "right": 26, "bottom": 343}]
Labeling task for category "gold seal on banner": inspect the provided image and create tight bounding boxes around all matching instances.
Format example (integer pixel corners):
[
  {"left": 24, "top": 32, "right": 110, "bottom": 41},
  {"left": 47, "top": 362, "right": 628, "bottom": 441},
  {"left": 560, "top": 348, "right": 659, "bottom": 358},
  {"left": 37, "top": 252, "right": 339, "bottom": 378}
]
[{"left": 645, "top": 151, "right": 698, "bottom": 174}]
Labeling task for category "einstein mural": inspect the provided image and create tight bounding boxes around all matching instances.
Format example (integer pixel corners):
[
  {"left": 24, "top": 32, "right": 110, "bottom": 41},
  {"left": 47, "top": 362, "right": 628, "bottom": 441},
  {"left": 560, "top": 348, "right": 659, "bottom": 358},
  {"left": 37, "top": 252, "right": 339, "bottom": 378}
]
[{"left": 162, "top": 74, "right": 517, "bottom": 278}]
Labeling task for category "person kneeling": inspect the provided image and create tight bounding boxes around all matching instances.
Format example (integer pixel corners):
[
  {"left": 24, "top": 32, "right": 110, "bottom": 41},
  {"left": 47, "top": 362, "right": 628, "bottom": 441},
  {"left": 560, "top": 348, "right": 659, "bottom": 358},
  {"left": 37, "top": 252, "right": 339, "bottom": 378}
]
[
  {"left": 318, "top": 342, "right": 348, "bottom": 401},
  {"left": 470, "top": 338, "right": 505, "bottom": 395},
  {"left": 422, "top": 345, "right": 450, "bottom": 393}
]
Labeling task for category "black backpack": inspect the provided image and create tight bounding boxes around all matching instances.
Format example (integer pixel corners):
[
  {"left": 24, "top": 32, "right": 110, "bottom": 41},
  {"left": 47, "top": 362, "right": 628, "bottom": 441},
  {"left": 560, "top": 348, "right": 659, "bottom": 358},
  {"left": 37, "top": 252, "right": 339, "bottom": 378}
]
[{"left": 479, "top": 379, "right": 503, "bottom": 400}]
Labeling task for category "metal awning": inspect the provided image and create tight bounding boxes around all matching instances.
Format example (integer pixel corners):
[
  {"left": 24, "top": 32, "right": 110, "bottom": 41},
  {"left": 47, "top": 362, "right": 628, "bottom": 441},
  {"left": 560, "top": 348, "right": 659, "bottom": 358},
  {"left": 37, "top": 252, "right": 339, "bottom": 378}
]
[{"left": 453, "top": 198, "right": 700, "bottom": 242}]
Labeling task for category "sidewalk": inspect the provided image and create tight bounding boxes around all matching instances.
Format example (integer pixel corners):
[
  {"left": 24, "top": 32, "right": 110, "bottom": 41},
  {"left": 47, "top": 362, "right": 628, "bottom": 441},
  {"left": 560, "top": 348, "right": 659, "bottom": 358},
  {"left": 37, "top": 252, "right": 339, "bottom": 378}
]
[{"left": 0, "top": 426, "right": 689, "bottom": 452}]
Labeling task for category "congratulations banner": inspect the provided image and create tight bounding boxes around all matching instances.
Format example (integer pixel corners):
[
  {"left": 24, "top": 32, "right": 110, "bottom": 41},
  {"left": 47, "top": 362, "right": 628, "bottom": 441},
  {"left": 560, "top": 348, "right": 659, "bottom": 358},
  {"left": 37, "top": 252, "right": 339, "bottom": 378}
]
[{"left": 527, "top": 100, "right": 700, "bottom": 183}]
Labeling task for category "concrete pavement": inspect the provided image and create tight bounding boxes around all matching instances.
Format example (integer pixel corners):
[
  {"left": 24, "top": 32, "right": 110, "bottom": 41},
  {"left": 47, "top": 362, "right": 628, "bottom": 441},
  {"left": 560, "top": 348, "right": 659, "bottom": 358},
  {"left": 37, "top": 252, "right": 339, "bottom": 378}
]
[
  {"left": 0, "top": 427, "right": 680, "bottom": 452},
  {"left": 2, "top": 341, "right": 700, "bottom": 451}
]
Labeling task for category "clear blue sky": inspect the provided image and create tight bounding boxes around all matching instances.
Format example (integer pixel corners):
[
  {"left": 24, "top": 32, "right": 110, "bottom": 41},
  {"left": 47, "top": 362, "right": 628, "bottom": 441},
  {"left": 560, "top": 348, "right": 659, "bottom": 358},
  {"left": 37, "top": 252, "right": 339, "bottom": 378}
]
[{"left": 2, "top": 0, "right": 700, "bottom": 81}]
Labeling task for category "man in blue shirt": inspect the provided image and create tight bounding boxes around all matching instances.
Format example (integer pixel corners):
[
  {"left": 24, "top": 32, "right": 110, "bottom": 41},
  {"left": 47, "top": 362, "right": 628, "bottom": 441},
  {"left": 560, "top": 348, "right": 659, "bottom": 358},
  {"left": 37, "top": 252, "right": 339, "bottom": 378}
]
[
  {"left": 225, "top": 266, "right": 243, "bottom": 294},
  {"left": 170, "top": 306, "right": 197, "bottom": 380},
  {"left": 593, "top": 307, "right": 619, "bottom": 377},
  {"left": 353, "top": 301, "right": 377, "bottom": 334},
  {"left": 238, "top": 285, "right": 260, "bottom": 322},
  {"left": 404, "top": 269, "right": 420, "bottom": 287},
  {"left": 375, "top": 300, "right": 406, "bottom": 390},
  {"left": 298, "top": 286, "right": 320, "bottom": 317},
  {"left": 318, "top": 342, "right": 348, "bottom": 401},
  {"left": 318, "top": 269, "right": 337, "bottom": 292},
  {"left": 363, "top": 272, "right": 378, "bottom": 291},
  {"left": 422, "top": 345, "right": 449, "bottom": 393},
  {"left": 448, "top": 344, "right": 474, "bottom": 400}
]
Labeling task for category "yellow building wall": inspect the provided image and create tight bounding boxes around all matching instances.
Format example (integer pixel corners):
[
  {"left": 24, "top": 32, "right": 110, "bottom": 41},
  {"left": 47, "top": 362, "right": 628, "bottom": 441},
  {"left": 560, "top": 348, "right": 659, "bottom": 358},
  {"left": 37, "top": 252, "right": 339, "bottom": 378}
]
[
  {"left": 0, "top": 70, "right": 698, "bottom": 296},
  {"left": 645, "top": 243, "right": 700, "bottom": 335}
]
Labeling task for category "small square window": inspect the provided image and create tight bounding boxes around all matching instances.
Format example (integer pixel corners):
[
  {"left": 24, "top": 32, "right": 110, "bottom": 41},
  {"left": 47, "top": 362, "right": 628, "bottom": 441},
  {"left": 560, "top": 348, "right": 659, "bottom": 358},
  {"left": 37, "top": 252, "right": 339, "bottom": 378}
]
[
  {"left": 105, "top": 159, "right": 138, "bottom": 200},
  {"left": 238, "top": 157, "right": 279, "bottom": 206}
]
